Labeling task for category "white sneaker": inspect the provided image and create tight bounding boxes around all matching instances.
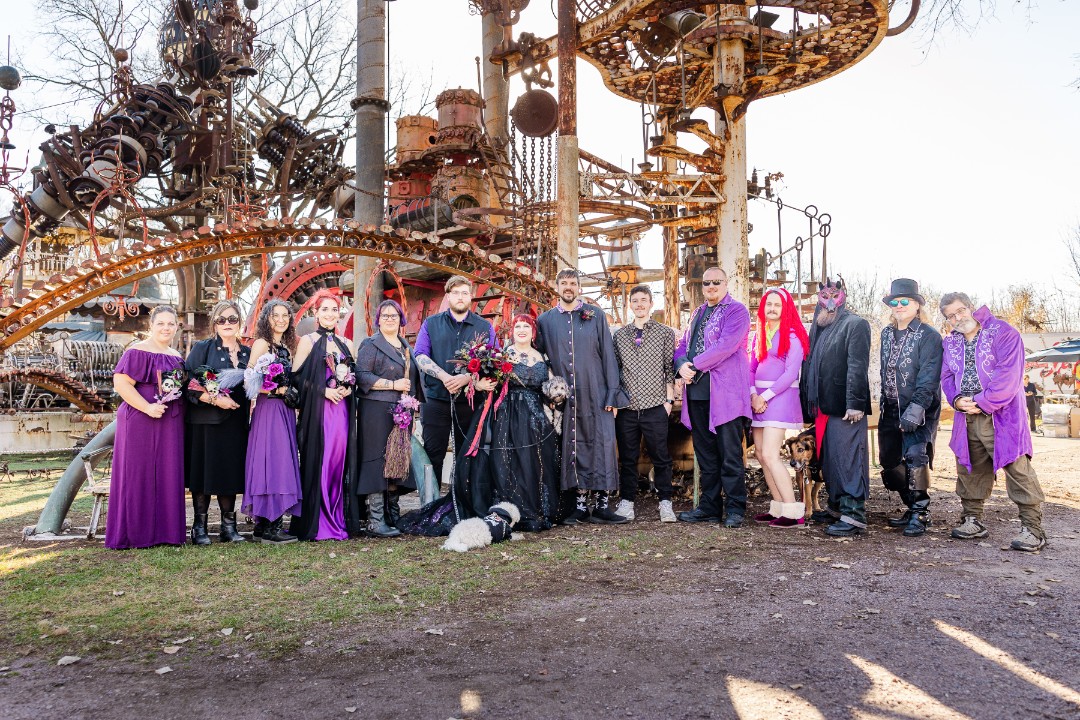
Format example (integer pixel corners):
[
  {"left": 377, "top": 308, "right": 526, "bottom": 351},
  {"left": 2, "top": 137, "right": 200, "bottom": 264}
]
[
  {"left": 658, "top": 500, "right": 677, "bottom": 523},
  {"left": 614, "top": 499, "right": 635, "bottom": 521}
]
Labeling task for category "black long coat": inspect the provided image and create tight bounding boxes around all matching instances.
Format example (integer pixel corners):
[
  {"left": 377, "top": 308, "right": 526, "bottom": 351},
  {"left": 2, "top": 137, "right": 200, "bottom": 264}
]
[
  {"left": 183, "top": 337, "right": 251, "bottom": 495},
  {"left": 800, "top": 307, "right": 872, "bottom": 421},
  {"left": 355, "top": 334, "right": 425, "bottom": 495}
]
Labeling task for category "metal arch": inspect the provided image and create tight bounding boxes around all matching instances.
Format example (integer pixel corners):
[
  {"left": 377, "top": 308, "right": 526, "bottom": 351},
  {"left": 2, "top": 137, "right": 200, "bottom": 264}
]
[
  {"left": 243, "top": 251, "right": 350, "bottom": 335},
  {"left": 0, "top": 367, "right": 109, "bottom": 413},
  {"left": 0, "top": 221, "right": 557, "bottom": 350}
]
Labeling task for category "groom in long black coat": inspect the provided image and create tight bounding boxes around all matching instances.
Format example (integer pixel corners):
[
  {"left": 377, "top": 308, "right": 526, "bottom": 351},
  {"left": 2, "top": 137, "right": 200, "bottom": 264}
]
[{"left": 536, "top": 269, "right": 630, "bottom": 525}]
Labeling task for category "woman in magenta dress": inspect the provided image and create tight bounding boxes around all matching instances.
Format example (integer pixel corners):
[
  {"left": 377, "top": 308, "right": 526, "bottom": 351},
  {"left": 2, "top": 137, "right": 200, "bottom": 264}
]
[
  {"left": 106, "top": 306, "right": 187, "bottom": 549},
  {"left": 749, "top": 288, "right": 810, "bottom": 528},
  {"left": 290, "top": 289, "right": 356, "bottom": 541},
  {"left": 242, "top": 299, "right": 302, "bottom": 544}
]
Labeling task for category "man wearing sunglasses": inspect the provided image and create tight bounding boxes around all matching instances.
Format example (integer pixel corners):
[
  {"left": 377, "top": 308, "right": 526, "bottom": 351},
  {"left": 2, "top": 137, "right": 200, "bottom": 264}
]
[
  {"left": 674, "top": 267, "right": 752, "bottom": 527},
  {"left": 877, "top": 279, "right": 942, "bottom": 538},
  {"left": 939, "top": 292, "right": 1047, "bottom": 552}
]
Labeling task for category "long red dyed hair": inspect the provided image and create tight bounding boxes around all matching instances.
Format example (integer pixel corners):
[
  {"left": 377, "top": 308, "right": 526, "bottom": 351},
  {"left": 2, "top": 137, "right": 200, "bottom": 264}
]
[
  {"left": 755, "top": 288, "right": 810, "bottom": 362},
  {"left": 505, "top": 313, "right": 539, "bottom": 347}
]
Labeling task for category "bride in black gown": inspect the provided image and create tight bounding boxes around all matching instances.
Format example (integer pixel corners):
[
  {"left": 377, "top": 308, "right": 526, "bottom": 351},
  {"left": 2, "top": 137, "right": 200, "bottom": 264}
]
[{"left": 399, "top": 314, "right": 563, "bottom": 535}]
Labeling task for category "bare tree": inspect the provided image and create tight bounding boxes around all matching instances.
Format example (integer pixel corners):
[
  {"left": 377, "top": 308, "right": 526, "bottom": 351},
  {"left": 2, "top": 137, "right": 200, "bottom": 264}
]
[
  {"left": 990, "top": 283, "right": 1051, "bottom": 333},
  {"left": 247, "top": 0, "right": 357, "bottom": 128},
  {"left": 911, "top": 0, "right": 1037, "bottom": 37},
  {"left": 1065, "top": 225, "right": 1080, "bottom": 287},
  {"left": 839, "top": 270, "right": 885, "bottom": 320},
  {"left": 20, "top": 0, "right": 167, "bottom": 124}
]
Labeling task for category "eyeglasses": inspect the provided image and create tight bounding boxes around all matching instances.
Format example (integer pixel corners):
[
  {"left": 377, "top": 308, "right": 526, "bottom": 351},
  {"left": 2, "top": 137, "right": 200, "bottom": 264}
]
[
  {"left": 702, "top": 279, "right": 726, "bottom": 287},
  {"left": 888, "top": 299, "right": 911, "bottom": 307},
  {"left": 944, "top": 307, "right": 971, "bottom": 323},
  {"left": 215, "top": 315, "right": 240, "bottom": 326},
  {"left": 379, "top": 313, "right": 400, "bottom": 320}
]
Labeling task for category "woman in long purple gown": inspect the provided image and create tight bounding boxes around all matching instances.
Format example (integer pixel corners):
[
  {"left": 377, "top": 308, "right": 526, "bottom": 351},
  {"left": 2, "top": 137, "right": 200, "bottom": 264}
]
[
  {"left": 242, "top": 299, "right": 302, "bottom": 544},
  {"left": 106, "top": 306, "right": 187, "bottom": 549},
  {"left": 289, "top": 289, "right": 357, "bottom": 541}
]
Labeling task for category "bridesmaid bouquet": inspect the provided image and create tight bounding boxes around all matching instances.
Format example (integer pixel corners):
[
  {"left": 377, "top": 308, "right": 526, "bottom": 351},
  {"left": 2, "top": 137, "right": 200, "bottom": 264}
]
[
  {"left": 385, "top": 394, "right": 421, "bottom": 480},
  {"left": 244, "top": 352, "right": 289, "bottom": 400},
  {"left": 325, "top": 351, "right": 355, "bottom": 390},
  {"left": 156, "top": 368, "right": 186, "bottom": 405},
  {"left": 188, "top": 365, "right": 245, "bottom": 401}
]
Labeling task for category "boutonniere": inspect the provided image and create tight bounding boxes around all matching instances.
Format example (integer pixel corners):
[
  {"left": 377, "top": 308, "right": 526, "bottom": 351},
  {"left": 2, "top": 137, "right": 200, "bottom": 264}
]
[{"left": 580, "top": 308, "right": 595, "bottom": 322}]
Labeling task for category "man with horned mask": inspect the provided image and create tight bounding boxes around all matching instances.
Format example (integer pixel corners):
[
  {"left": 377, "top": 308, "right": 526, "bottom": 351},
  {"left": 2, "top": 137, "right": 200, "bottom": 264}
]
[{"left": 799, "top": 277, "right": 873, "bottom": 536}]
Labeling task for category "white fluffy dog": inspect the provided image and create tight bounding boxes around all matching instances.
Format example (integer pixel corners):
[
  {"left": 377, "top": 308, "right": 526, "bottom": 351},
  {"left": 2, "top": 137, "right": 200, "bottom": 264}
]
[{"left": 442, "top": 502, "right": 521, "bottom": 552}]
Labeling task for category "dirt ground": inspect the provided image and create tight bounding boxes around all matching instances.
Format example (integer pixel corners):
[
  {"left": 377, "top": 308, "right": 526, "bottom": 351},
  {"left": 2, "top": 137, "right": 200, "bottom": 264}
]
[{"left": 2, "top": 428, "right": 1079, "bottom": 720}]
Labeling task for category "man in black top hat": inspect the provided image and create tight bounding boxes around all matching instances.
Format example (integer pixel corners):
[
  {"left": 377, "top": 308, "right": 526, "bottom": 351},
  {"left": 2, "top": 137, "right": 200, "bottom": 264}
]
[{"left": 877, "top": 278, "right": 943, "bottom": 537}]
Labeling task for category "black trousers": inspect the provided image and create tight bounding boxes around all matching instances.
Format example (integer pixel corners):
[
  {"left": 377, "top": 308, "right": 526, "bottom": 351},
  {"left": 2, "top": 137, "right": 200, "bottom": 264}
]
[
  {"left": 421, "top": 398, "right": 476, "bottom": 485},
  {"left": 616, "top": 404, "right": 674, "bottom": 502},
  {"left": 687, "top": 399, "right": 746, "bottom": 518},
  {"left": 878, "top": 403, "right": 931, "bottom": 476}
]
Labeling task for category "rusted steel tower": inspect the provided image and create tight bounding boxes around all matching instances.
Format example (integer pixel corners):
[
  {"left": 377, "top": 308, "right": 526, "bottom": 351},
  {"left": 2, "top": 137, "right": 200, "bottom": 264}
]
[{"left": 493, "top": 0, "right": 914, "bottom": 312}]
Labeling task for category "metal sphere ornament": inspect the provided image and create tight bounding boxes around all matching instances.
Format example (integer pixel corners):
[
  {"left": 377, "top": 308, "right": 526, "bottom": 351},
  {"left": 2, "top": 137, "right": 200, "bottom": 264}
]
[
  {"left": 0, "top": 66, "right": 22, "bottom": 92},
  {"left": 244, "top": 0, "right": 259, "bottom": 9}
]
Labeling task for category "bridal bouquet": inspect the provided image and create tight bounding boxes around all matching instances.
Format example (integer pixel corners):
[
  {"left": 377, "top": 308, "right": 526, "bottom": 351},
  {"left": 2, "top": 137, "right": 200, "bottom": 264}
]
[
  {"left": 452, "top": 334, "right": 519, "bottom": 456},
  {"left": 451, "top": 333, "right": 516, "bottom": 406}
]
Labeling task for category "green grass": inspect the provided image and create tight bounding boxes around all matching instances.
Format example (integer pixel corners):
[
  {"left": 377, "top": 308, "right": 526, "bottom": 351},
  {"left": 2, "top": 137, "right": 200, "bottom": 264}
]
[
  {"left": 0, "top": 459, "right": 741, "bottom": 665},
  {"left": 0, "top": 467, "right": 677, "bottom": 664}
]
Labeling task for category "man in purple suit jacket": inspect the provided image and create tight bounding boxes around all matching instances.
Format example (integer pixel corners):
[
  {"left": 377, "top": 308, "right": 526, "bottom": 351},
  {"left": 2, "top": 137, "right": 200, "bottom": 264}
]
[
  {"left": 674, "top": 267, "right": 752, "bottom": 527},
  {"left": 939, "top": 292, "right": 1046, "bottom": 552}
]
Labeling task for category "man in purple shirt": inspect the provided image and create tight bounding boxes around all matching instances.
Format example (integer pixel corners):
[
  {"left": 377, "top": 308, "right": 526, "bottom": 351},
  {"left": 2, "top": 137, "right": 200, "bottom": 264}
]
[
  {"left": 414, "top": 276, "right": 497, "bottom": 485},
  {"left": 940, "top": 292, "right": 1046, "bottom": 552},
  {"left": 674, "top": 267, "right": 752, "bottom": 527}
]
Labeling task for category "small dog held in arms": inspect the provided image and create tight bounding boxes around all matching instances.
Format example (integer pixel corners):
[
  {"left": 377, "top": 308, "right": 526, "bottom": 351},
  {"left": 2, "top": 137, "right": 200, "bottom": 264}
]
[
  {"left": 442, "top": 502, "right": 520, "bottom": 552},
  {"left": 784, "top": 430, "right": 824, "bottom": 518}
]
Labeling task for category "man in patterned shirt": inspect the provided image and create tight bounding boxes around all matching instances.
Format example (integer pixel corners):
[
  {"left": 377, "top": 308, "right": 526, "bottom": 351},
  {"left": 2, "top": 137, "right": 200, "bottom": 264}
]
[
  {"left": 612, "top": 285, "right": 677, "bottom": 522},
  {"left": 940, "top": 292, "right": 1047, "bottom": 552}
]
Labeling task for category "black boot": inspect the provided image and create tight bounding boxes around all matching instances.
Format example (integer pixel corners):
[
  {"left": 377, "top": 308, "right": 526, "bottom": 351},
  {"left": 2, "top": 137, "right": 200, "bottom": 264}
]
[
  {"left": 367, "top": 493, "right": 401, "bottom": 538},
  {"left": 190, "top": 513, "right": 211, "bottom": 546},
  {"left": 887, "top": 489, "right": 914, "bottom": 528},
  {"left": 387, "top": 490, "right": 401, "bottom": 529},
  {"left": 253, "top": 518, "right": 269, "bottom": 540},
  {"left": 219, "top": 511, "right": 246, "bottom": 543},
  {"left": 903, "top": 495, "right": 931, "bottom": 537},
  {"left": 589, "top": 491, "right": 629, "bottom": 525},
  {"left": 902, "top": 466, "right": 931, "bottom": 536},
  {"left": 260, "top": 517, "right": 298, "bottom": 544}
]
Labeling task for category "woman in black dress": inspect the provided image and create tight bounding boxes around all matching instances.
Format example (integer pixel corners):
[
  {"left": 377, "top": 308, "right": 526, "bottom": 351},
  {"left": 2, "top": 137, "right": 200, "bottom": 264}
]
[
  {"left": 399, "top": 314, "right": 562, "bottom": 535},
  {"left": 355, "top": 299, "right": 424, "bottom": 537},
  {"left": 185, "top": 299, "right": 251, "bottom": 545}
]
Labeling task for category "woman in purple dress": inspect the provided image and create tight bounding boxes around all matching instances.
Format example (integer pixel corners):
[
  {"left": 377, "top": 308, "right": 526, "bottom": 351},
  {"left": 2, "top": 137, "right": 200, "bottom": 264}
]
[
  {"left": 242, "top": 299, "right": 302, "bottom": 544},
  {"left": 290, "top": 289, "right": 356, "bottom": 541},
  {"left": 106, "top": 306, "right": 187, "bottom": 549},
  {"left": 749, "top": 288, "right": 811, "bottom": 528}
]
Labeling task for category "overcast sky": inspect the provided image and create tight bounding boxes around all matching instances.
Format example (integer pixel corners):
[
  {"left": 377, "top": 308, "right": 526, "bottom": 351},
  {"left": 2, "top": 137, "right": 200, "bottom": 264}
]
[{"left": 4, "top": 0, "right": 1078, "bottom": 304}]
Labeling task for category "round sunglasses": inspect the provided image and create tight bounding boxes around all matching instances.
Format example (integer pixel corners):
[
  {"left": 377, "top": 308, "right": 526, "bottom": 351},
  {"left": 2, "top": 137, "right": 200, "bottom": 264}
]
[{"left": 888, "top": 299, "right": 911, "bottom": 307}]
